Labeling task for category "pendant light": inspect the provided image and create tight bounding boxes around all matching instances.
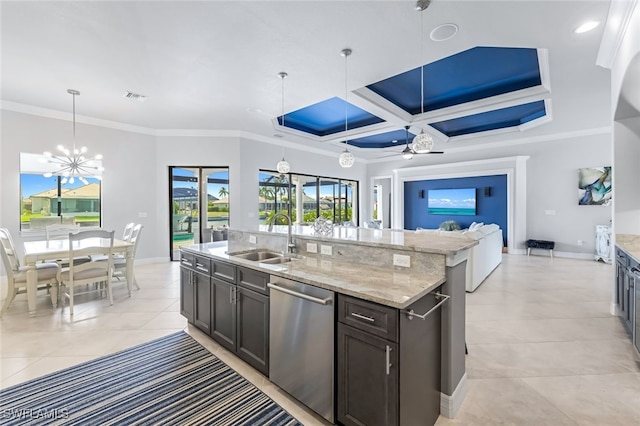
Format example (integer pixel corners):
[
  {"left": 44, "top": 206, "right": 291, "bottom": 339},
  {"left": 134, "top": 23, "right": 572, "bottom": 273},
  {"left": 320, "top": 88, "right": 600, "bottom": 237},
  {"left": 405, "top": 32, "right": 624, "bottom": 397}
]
[
  {"left": 276, "top": 72, "right": 291, "bottom": 175},
  {"left": 339, "top": 48, "right": 355, "bottom": 168},
  {"left": 412, "top": 2, "right": 435, "bottom": 154},
  {"left": 42, "top": 89, "right": 104, "bottom": 184}
]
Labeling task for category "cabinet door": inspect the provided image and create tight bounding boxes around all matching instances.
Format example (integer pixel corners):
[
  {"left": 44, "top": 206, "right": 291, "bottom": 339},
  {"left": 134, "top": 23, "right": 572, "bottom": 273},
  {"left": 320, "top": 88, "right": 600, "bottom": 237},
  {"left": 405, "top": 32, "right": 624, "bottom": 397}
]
[
  {"left": 211, "top": 276, "right": 236, "bottom": 351},
  {"left": 193, "top": 270, "right": 211, "bottom": 334},
  {"left": 337, "top": 323, "right": 398, "bottom": 426},
  {"left": 179, "top": 267, "right": 194, "bottom": 323},
  {"left": 236, "top": 287, "right": 269, "bottom": 375}
]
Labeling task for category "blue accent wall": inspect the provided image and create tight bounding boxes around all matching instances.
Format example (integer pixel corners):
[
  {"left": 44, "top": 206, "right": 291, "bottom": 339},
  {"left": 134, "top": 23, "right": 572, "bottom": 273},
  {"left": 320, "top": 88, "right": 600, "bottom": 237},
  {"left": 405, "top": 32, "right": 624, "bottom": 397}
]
[{"left": 404, "top": 174, "right": 508, "bottom": 244}]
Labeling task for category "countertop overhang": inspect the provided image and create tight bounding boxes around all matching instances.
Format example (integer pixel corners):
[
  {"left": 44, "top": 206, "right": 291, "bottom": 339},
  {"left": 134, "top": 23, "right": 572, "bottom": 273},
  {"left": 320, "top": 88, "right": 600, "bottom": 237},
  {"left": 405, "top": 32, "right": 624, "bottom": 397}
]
[
  {"left": 616, "top": 234, "right": 640, "bottom": 262},
  {"left": 182, "top": 241, "right": 446, "bottom": 309}
]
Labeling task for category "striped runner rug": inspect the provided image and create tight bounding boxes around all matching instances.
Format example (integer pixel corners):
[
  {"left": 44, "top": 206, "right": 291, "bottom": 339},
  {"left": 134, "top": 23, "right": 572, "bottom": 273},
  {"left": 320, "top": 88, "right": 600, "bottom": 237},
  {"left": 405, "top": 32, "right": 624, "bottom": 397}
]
[{"left": 0, "top": 331, "right": 302, "bottom": 426}]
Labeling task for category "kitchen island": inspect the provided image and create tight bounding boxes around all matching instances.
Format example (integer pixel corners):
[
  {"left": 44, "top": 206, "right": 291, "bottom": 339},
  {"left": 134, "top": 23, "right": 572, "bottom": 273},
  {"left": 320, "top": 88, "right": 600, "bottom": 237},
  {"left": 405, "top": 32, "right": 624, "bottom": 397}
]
[{"left": 180, "top": 227, "right": 476, "bottom": 425}]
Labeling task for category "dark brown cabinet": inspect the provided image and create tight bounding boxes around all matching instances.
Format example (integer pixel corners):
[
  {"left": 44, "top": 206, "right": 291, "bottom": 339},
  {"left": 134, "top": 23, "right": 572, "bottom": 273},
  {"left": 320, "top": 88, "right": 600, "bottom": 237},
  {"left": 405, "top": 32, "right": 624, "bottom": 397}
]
[
  {"left": 616, "top": 248, "right": 634, "bottom": 334},
  {"left": 180, "top": 252, "right": 211, "bottom": 334},
  {"left": 211, "top": 276, "right": 236, "bottom": 352},
  {"left": 337, "top": 323, "right": 398, "bottom": 426},
  {"left": 180, "top": 251, "right": 270, "bottom": 376},
  {"left": 337, "top": 291, "right": 442, "bottom": 426}
]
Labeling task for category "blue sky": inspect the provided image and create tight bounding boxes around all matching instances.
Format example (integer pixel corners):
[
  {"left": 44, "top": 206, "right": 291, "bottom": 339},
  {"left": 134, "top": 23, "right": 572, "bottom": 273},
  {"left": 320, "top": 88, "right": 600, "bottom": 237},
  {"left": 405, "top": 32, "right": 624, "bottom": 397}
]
[
  {"left": 428, "top": 188, "right": 476, "bottom": 208},
  {"left": 21, "top": 174, "right": 97, "bottom": 198}
]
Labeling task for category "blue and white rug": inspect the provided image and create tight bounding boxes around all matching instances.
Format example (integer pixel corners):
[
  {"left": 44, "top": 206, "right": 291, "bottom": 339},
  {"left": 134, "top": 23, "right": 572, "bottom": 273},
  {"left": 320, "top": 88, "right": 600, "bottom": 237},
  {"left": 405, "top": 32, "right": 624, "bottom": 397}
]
[{"left": 0, "top": 331, "right": 302, "bottom": 425}]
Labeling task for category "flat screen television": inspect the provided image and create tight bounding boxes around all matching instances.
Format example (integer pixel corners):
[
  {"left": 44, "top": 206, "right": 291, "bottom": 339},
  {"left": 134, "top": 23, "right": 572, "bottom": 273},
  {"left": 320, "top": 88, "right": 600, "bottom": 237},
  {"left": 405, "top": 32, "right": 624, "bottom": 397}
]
[{"left": 428, "top": 188, "right": 476, "bottom": 215}]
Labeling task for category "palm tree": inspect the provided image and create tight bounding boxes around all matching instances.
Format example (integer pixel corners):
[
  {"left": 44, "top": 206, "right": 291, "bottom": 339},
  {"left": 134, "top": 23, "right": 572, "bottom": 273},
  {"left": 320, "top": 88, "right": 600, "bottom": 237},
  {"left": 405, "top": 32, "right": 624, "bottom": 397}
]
[{"left": 218, "top": 187, "right": 228, "bottom": 198}]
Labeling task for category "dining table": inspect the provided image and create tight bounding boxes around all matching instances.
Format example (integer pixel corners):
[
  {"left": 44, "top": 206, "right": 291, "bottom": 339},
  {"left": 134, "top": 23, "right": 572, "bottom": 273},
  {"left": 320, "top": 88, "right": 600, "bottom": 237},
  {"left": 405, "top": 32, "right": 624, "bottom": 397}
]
[{"left": 22, "top": 237, "right": 134, "bottom": 317}]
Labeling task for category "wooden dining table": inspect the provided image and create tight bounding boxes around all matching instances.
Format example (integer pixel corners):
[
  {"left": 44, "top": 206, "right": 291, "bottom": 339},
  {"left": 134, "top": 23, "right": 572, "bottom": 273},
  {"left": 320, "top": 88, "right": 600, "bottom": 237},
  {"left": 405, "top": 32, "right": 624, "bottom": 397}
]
[{"left": 23, "top": 237, "right": 134, "bottom": 317}]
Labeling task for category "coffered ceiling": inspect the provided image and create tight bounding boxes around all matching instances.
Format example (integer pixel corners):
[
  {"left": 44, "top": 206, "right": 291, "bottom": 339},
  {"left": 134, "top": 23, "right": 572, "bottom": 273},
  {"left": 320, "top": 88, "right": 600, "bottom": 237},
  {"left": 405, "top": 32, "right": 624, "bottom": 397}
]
[{"left": 0, "top": 1, "right": 612, "bottom": 161}]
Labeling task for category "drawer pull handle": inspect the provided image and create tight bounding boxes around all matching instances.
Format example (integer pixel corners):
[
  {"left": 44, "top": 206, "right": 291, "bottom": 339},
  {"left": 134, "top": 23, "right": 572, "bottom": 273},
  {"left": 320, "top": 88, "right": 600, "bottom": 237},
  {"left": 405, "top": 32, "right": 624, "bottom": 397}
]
[
  {"left": 351, "top": 312, "right": 375, "bottom": 322},
  {"left": 196, "top": 264, "right": 208, "bottom": 272},
  {"left": 181, "top": 259, "right": 193, "bottom": 267},
  {"left": 403, "top": 293, "right": 450, "bottom": 320}
]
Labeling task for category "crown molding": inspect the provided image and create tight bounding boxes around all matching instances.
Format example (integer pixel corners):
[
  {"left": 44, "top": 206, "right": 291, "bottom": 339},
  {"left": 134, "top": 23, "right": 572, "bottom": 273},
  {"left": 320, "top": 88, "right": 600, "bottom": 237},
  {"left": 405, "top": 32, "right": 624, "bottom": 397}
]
[{"left": 597, "top": 0, "right": 638, "bottom": 69}]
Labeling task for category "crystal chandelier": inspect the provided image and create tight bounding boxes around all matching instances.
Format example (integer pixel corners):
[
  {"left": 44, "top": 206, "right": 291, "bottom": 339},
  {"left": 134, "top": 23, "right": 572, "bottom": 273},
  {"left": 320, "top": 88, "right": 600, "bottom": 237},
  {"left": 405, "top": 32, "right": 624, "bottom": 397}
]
[
  {"left": 412, "top": 2, "right": 435, "bottom": 154},
  {"left": 42, "top": 89, "right": 103, "bottom": 185},
  {"left": 339, "top": 48, "right": 355, "bottom": 168},
  {"left": 276, "top": 72, "right": 291, "bottom": 176}
]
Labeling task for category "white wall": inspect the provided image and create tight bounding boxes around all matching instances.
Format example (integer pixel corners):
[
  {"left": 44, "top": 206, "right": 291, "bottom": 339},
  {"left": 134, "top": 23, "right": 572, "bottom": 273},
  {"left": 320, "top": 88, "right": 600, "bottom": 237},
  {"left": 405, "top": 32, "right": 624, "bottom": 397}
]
[
  {"left": 1, "top": 110, "right": 367, "bottom": 262},
  {"left": 366, "top": 130, "right": 612, "bottom": 256},
  {"left": 614, "top": 118, "right": 640, "bottom": 234}
]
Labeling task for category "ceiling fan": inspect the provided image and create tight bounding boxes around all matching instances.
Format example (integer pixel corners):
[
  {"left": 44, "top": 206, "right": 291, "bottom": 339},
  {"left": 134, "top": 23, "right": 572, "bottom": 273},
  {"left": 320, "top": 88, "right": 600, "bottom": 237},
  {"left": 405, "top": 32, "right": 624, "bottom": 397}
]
[{"left": 380, "top": 126, "right": 444, "bottom": 159}]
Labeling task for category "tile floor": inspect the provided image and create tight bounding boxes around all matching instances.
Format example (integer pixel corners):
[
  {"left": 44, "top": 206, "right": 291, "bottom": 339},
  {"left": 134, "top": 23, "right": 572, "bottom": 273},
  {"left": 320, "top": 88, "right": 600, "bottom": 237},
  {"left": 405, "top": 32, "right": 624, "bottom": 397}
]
[{"left": 1, "top": 254, "right": 639, "bottom": 425}]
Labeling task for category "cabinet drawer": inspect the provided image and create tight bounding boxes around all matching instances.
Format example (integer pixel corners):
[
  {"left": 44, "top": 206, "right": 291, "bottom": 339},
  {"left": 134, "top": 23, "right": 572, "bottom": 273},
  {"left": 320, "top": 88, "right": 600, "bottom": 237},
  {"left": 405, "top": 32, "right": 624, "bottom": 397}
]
[
  {"left": 212, "top": 259, "right": 236, "bottom": 282},
  {"left": 193, "top": 255, "right": 211, "bottom": 275},
  {"left": 180, "top": 251, "right": 195, "bottom": 268},
  {"left": 338, "top": 294, "right": 398, "bottom": 342},
  {"left": 237, "top": 266, "right": 269, "bottom": 295}
]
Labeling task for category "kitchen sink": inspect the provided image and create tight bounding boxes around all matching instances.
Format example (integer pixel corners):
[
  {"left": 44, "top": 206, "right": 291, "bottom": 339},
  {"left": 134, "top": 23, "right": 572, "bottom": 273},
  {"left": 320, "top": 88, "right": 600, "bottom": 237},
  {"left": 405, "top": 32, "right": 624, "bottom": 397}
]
[{"left": 228, "top": 249, "right": 301, "bottom": 264}]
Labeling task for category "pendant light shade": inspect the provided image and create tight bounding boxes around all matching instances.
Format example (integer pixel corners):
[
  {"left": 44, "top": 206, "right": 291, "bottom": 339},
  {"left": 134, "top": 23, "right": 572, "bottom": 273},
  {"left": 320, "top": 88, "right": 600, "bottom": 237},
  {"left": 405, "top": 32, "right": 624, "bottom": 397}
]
[
  {"left": 339, "top": 149, "right": 355, "bottom": 168},
  {"left": 276, "top": 72, "right": 291, "bottom": 175},
  {"left": 411, "top": 129, "right": 434, "bottom": 153},
  {"left": 339, "top": 48, "right": 355, "bottom": 168}
]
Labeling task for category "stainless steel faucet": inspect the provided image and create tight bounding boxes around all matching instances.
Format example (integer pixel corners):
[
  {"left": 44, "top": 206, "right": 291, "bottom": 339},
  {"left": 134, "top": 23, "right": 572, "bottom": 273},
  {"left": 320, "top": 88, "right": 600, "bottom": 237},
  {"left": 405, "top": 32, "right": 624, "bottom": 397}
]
[{"left": 267, "top": 212, "right": 296, "bottom": 253}]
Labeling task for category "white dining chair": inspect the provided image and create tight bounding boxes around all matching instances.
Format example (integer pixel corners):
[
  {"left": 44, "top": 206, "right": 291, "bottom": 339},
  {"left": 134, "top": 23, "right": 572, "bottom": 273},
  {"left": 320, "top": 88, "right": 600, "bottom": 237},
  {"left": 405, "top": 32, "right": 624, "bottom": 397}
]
[
  {"left": 0, "top": 228, "right": 60, "bottom": 317},
  {"left": 45, "top": 223, "right": 90, "bottom": 266},
  {"left": 112, "top": 224, "right": 143, "bottom": 291},
  {"left": 122, "top": 222, "right": 135, "bottom": 242},
  {"left": 57, "top": 229, "right": 115, "bottom": 316}
]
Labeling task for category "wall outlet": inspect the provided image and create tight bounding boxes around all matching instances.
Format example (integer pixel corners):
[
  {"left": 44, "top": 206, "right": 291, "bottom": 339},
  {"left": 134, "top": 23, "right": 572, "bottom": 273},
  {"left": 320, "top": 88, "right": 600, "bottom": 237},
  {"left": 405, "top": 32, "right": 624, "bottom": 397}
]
[
  {"left": 545, "top": 210, "right": 556, "bottom": 216},
  {"left": 393, "top": 254, "right": 411, "bottom": 268},
  {"left": 138, "top": 212, "right": 147, "bottom": 218},
  {"left": 249, "top": 235, "right": 257, "bottom": 244},
  {"left": 577, "top": 239, "right": 584, "bottom": 246},
  {"left": 307, "top": 242, "right": 318, "bottom": 253},
  {"left": 321, "top": 245, "right": 332, "bottom": 256}
]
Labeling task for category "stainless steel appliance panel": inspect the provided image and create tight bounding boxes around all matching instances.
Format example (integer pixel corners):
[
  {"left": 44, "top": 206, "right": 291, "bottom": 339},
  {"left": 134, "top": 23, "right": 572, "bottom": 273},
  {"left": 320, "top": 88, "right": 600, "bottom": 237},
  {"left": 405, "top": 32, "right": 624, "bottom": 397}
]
[
  {"left": 632, "top": 264, "right": 640, "bottom": 354},
  {"left": 268, "top": 276, "right": 335, "bottom": 423}
]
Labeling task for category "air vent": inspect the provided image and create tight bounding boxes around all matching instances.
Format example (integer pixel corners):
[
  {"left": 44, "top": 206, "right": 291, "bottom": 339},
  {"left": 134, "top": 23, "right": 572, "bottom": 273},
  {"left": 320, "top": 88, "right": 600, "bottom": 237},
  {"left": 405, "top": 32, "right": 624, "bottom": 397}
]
[{"left": 122, "top": 91, "right": 148, "bottom": 102}]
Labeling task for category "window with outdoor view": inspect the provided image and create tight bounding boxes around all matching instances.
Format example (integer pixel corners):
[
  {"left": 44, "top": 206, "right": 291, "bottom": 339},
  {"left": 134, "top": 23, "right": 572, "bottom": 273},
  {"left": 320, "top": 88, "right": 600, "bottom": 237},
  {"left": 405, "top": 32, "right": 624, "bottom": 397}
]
[
  {"left": 20, "top": 153, "right": 102, "bottom": 231},
  {"left": 258, "top": 170, "right": 358, "bottom": 226}
]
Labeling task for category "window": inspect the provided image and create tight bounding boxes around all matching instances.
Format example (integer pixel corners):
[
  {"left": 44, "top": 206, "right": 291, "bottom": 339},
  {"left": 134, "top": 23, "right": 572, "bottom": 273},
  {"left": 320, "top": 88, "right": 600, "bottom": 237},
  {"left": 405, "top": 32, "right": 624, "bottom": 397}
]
[
  {"left": 20, "top": 153, "right": 102, "bottom": 231},
  {"left": 259, "top": 170, "right": 358, "bottom": 226}
]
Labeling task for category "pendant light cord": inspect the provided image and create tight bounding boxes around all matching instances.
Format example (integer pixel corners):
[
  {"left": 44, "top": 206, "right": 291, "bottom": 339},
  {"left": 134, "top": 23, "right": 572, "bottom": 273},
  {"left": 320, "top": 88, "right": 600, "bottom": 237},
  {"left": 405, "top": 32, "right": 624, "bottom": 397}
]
[
  {"left": 420, "top": 9, "right": 424, "bottom": 117},
  {"left": 281, "top": 73, "right": 286, "bottom": 158},
  {"left": 344, "top": 50, "right": 349, "bottom": 147},
  {"left": 72, "top": 91, "right": 77, "bottom": 152}
]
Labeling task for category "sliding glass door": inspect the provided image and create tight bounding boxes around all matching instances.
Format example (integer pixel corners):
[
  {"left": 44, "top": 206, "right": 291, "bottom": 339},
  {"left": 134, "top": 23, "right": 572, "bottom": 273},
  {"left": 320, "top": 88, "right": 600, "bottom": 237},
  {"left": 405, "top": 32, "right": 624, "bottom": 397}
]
[{"left": 170, "top": 166, "right": 229, "bottom": 261}]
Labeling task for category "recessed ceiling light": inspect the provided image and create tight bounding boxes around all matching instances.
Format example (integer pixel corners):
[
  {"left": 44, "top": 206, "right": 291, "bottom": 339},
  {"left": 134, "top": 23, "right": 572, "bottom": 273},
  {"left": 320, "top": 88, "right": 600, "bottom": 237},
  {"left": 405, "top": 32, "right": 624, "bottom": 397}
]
[
  {"left": 430, "top": 23, "right": 459, "bottom": 42},
  {"left": 574, "top": 21, "right": 599, "bottom": 34},
  {"left": 247, "top": 107, "right": 263, "bottom": 114}
]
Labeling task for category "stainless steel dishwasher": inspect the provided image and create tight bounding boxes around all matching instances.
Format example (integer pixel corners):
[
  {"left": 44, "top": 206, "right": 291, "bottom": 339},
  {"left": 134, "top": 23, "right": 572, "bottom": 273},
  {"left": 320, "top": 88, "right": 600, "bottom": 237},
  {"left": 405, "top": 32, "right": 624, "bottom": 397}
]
[{"left": 268, "top": 276, "right": 335, "bottom": 423}]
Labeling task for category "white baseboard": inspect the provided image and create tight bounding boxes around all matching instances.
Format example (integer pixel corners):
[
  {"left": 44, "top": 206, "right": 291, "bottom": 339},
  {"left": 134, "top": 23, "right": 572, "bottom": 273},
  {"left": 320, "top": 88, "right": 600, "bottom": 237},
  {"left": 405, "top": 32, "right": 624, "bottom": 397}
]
[
  {"left": 135, "top": 257, "right": 171, "bottom": 265},
  {"left": 512, "top": 250, "right": 608, "bottom": 261},
  {"left": 440, "top": 372, "right": 468, "bottom": 418}
]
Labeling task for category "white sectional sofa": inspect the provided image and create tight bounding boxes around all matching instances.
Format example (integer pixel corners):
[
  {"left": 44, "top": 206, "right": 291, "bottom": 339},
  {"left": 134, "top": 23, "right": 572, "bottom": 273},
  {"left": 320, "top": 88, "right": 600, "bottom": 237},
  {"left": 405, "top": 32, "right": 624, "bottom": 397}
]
[{"left": 416, "top": 224, "right": 503, "bottom": 292}]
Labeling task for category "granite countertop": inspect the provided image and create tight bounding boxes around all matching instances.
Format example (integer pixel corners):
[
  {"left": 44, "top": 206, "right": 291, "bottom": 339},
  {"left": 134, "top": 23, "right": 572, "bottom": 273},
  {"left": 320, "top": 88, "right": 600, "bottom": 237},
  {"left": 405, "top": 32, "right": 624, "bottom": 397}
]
[
  {"left": 616, "top": 234, "right": 640, "bottom": 262},
  {"left": 182, "top": 242, "right": 445, "bottom": 309},
  {"left": 251, "top": 225, "right": 478, "bottom": 255}
]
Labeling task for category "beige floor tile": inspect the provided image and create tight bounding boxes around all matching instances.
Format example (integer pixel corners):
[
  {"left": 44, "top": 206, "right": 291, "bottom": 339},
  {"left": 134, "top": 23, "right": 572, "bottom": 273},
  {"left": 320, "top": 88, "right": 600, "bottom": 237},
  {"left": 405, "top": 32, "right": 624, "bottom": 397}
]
[
  {"left": 1, "top": 356, "right": 97, "bottom": 388},
  {"left": 0, "top": 357, "right": 38, "bottom": 381},
  {"left": 435, "top": 378, "right": 577, "bottom": 425},
  {"left": 523, "top": 373, "right": 640, "bottom": 425},
  {"left": 141, "top": 311, "right": 188, "bottom": 329}
]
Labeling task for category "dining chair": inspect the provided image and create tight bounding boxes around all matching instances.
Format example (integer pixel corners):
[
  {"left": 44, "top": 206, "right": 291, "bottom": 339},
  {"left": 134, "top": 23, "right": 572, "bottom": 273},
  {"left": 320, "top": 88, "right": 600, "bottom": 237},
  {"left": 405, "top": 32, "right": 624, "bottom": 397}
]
[
  {"left": 0, "top": 228, "right": 60, "bottom": 317},
  {"left": 45, "top": 223, "right": 90, "bottom": 266},
  {"left": 122, "top": 222, "right": 135, "bottom": 242},
  {"left": 57, "top": 229, "right": 115, "bottom": 316},
  {"left": 112, "top": 224, "right": 143, "bottom": 291}
]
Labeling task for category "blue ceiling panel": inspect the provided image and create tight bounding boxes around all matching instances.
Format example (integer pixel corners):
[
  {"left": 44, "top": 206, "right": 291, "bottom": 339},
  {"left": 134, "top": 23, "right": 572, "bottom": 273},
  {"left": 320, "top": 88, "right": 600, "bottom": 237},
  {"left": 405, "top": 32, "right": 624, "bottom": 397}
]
[
  {"left": 344, "top": 129, "right": 417, "bottom": 149},
  {"left": 279, "top": 97, "right": 384, "bottom": 136},
  {"left": 430, "top": 100, "right": 546, "bottom": 137},
  {"left": 366, "top": 47, "right": 541, "bottom": 114}
]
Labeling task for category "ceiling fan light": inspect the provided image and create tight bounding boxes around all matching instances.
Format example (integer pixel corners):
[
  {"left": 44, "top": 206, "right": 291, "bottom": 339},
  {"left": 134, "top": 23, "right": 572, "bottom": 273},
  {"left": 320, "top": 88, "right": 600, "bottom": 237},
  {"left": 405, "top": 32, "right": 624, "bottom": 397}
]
[
  {"left": 412, "top": 130, "right": 434, "bottom": 153},
  {"left": 402, "top": 146, "right": 414, "bottom": 160},
  {"left": 339, "top": 149, "right": 355, "bottom": 168}
]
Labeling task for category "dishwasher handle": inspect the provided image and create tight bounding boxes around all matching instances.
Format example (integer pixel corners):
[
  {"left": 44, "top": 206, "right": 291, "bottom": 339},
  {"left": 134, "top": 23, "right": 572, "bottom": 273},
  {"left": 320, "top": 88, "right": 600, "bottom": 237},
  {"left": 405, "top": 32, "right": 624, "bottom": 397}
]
[{"left": 267, "top": 283, "right": 333, "bottom": 305}]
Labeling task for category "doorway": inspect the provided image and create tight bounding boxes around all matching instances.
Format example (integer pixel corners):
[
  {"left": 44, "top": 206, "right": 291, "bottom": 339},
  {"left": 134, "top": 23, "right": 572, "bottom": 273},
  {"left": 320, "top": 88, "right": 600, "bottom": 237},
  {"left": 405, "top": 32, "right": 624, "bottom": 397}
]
[{"left": 169, "top": 166, "right": 230, "bottom": 261}]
